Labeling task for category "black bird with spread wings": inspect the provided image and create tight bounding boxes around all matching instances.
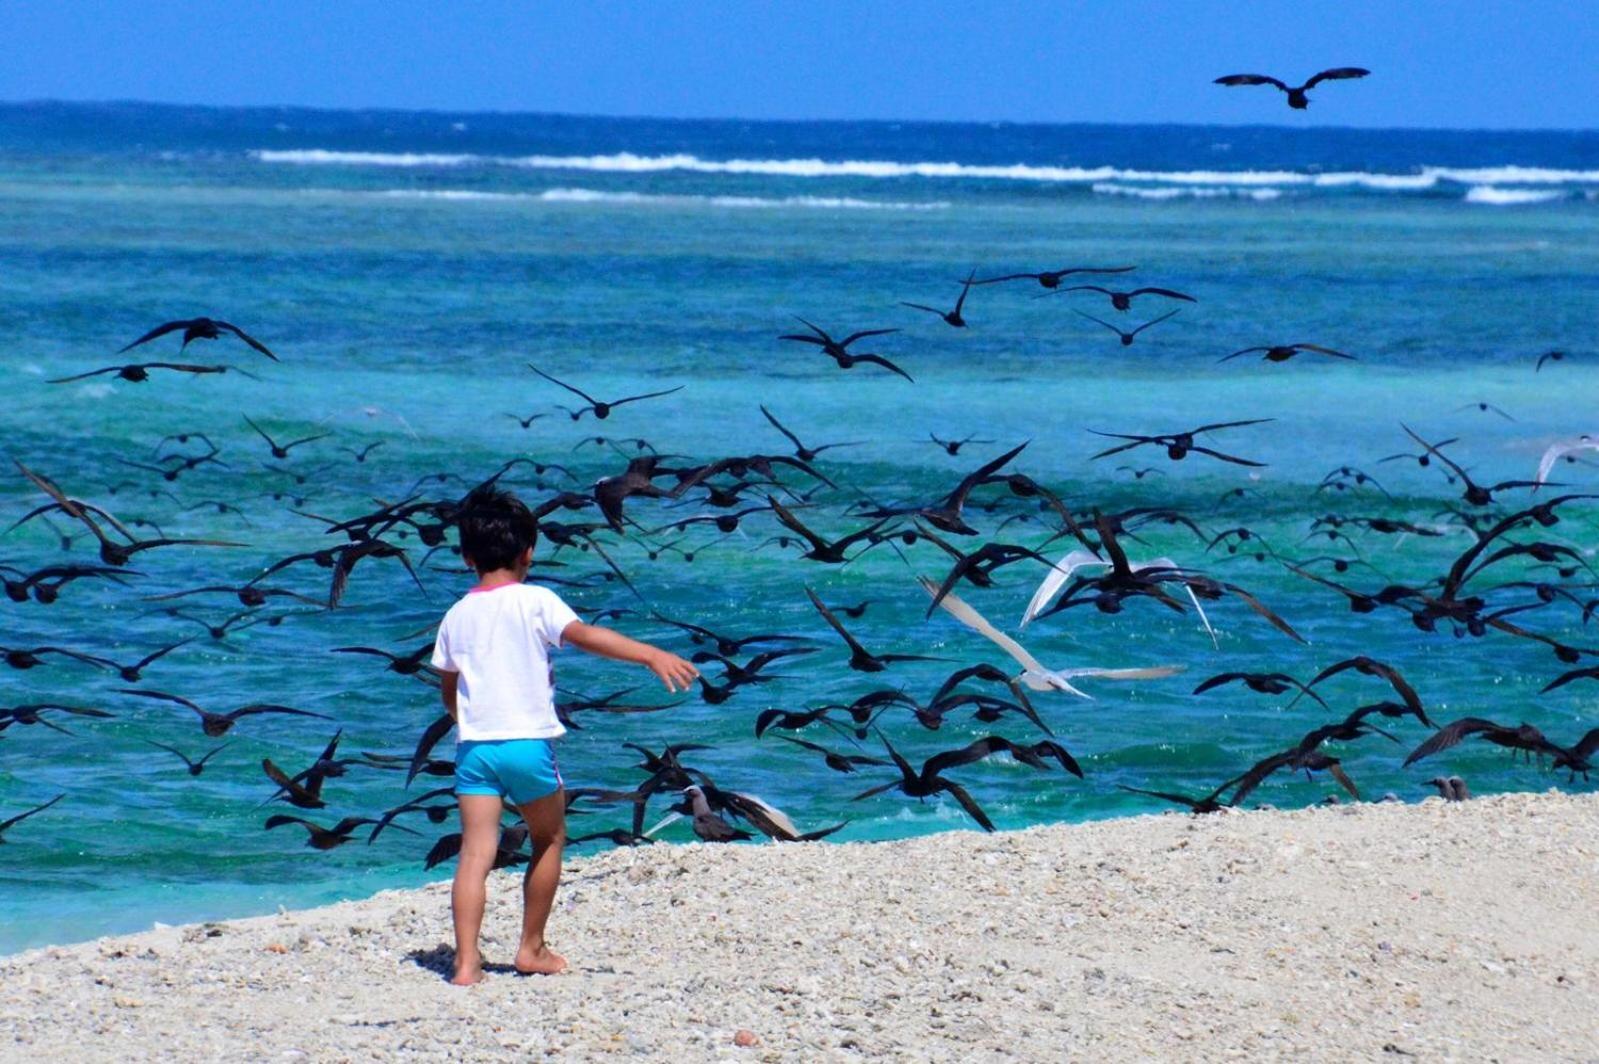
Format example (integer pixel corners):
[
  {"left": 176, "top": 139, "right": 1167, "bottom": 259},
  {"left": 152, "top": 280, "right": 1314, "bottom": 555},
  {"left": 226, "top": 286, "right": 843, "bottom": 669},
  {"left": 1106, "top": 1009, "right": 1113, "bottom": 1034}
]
[
  {"left": 1074, "top": 308, "right": 1181, "bottom": 347},
  {"left": 1221, "top": 343, "right": 1355, "bottom": 364},
  {"left": 805, "top": 586, "right": 942, "bottom": 673},
  {"left": 974, "top": 264, "right": 1136, "bottom": 289},
  {"left": 528, "top": 365, "right": 683, "bottom": 420},
  {"left": 1214, "top": 67, "right": 1370, "bottom": 109},
  {"left": 1056, "top": 285, "right": 1196, "bottom": 311},
  {"left": 116, "top": 688, "right": 331, "bottom": 737},
  {"left": 119, "top": 317, "right": 278, "bottom": 360},
  {"left": 1089, "top": 419, "right": 1272, "bottom": 467},
  {"left": 779, "top": 318, "right": 912, "bottom": 381},
  {"left": 901, "top": 270, "right": 977, "bottom": 328},
  {"left": 854, "top": 733, "right": 1082, "bottom": 832}
]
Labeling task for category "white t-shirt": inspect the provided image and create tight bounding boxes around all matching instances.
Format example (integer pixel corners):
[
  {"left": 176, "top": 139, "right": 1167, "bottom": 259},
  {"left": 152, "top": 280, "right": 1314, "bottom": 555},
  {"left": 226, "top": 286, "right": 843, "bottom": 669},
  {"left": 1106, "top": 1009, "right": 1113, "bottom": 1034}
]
[{"left": 430, "top": 583, "right": 580, "bottom": 742}]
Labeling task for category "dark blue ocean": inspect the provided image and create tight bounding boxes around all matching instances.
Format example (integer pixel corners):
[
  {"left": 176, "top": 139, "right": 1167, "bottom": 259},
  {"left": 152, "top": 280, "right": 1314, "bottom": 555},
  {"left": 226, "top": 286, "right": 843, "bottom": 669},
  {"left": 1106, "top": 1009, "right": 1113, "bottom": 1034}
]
[{"left": 2, "top": 101, "right": 1597, "bottom": 954}]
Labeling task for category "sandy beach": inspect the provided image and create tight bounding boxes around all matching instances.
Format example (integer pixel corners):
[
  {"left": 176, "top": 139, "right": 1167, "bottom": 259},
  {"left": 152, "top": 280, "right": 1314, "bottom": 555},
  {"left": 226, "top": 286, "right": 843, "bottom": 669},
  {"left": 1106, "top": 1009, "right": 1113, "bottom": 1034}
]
[{"left": 3, "top": 791, "right": 1596, "bottom": 1061}]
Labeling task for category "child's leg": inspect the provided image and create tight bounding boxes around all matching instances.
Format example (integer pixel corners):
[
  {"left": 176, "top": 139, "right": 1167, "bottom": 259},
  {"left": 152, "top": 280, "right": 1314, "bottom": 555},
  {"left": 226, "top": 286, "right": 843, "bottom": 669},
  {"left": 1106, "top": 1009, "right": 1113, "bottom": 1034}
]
[
  {"left": 449, "top": 793, "right": 505, "bottom": 985},
  {"left": 512, "top": 788, "right": 567, "bottom": 974}
]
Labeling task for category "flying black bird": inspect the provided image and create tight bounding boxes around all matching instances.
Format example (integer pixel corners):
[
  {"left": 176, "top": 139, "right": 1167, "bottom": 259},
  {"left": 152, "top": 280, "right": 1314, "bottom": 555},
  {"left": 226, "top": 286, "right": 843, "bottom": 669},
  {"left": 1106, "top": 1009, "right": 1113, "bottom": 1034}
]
[
  {"left": 1535, "top": 350, "right": 1566, "bottom": 372},
  {"left": 1074, "top": 308, "right": 1181, "bottom": 347},
  {"left": 1456, "top": 401, "right": 1515, "bottom": 421},
  {"left": 855, "top": 441, "right": 1027, "bottom": 534},
  {"left": 144, "top": 740, "right": 231, "bottom": 777},
  {"left": 528, "top": 365, "right": 684, "bottom": 420},
  {"left": 854, "top": 733, "right": 1082, "bottom": 832},
  {"left": 805, "top": 586, "right": 941, "bottom": 673},
  {"left": 760, "top": 405, "right": 859, "bottom": 462},
  {"left": 48, "top": 361, "right": 260, "bottom": 385},
  {"left": 973, "top": 265, "right": 1136, "bottom": 289},
  {"left": 340, "top": 441, "right": 386, "bottom": 463},
  {"left": 1220, "top": 343, "right": 1355, "bottom": 364},
  {"left": 1, "top": 644, "right": 114, "bottom": 671},
  {"left": 265, "top": 814, "right": 392, "bottom": 851},
  {"left": 119, "top": 317, "right": 278, "bottom": 360},
  {"left": 1301, "top": 657, "right": 1431, "bottom": 726},
  {"left": 503, "top": 410, "right": 547, "bottom": 429},
  {"left": 779, "top": 319, "right": 912, "bottom": 381},
  {"left": 1089, "top": 419, "right": 1272, "bottom": 467},
  {"left": 1403, "top": 717, "right": 1559, "bottom": 767},
  {"left": 243, "top": 416, "right": 330, "bottom": 459},
  {"left": 1214, "top": 67, "right": 1370, "bottom": 109},
  {"left": 1057, "top": 286, "right": 1196, "bottom": 311},
  {"left": 116, "top": 688, "right": 331, "bottom": 737},
  {"left": 928, "top": 433, "right": 995, "bottom": 456},
  {"left": 1116, "top": 783, "right": 1229, "bottom": 815},
  {"left": 1193, "top": 671, "right": 1328, "bottom": 707},
  {"left": 774, "top": 735, "right": 890, "bottom": 774},
  {"left": 901, "top": 270, "right": 976, "bottom": 328},
  {"left": 0, "top": 703, "right": 113, "bottom": 735},
  {"left": 768, "top": 498, "right": 894, "bottom": 563}
]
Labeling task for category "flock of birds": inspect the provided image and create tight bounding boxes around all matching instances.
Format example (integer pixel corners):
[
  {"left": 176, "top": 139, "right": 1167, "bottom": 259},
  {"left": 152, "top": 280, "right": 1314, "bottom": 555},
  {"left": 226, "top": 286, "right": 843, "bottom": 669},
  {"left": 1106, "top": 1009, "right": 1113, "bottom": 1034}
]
[{"left": 5, "top": 65, "right": 1599, "bottom": 872}]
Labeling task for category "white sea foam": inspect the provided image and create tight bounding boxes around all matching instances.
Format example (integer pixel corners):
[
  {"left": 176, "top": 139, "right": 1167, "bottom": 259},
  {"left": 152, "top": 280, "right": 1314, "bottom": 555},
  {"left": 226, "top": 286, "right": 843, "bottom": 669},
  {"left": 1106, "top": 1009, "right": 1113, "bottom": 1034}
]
[
  {"left": 1463, "top": 186, "right": 1566, "bottom": 205},
  {"left": 252, "top": 149, "right": 1599, "bottom": 193},
  {"left": 360, "top": 187, "right": 947, "bottom": 210},
  {"left": 1092, "top": 183, "right": 1283, "bottom": 201}
]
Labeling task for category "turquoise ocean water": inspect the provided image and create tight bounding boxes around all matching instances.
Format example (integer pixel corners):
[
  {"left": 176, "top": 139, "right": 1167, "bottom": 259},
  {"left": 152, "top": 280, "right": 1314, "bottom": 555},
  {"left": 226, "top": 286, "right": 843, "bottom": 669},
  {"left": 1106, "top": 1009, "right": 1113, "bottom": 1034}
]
[{"left": 1, "top": 101, "right": 1597, "bottom": 953}]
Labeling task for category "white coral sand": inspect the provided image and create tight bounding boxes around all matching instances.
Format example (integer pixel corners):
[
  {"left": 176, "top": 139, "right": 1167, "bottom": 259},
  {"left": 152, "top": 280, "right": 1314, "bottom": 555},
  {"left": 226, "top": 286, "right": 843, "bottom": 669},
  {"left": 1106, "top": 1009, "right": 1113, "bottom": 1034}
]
[{"left": 4, "top": 791, "right": 1598, "bottom": 1061}]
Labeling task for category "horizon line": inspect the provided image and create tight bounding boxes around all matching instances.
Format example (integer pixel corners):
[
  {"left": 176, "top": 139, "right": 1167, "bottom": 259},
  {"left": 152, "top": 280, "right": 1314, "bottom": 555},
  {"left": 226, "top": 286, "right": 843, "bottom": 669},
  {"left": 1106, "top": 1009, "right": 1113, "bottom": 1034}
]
[{"left": 4, "top": 96, "right": 1598, "bottom": 138}]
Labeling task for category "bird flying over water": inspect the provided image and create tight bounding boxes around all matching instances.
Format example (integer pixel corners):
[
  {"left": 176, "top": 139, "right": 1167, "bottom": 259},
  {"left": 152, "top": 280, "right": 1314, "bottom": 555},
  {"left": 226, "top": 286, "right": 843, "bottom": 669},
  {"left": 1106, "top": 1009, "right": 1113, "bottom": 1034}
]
[
  {"left": 1214, "top": 67, "right": 1370, "bottom": 109},
  {"left": 118, "top": 317, "right": 279, "bottom": 360}
]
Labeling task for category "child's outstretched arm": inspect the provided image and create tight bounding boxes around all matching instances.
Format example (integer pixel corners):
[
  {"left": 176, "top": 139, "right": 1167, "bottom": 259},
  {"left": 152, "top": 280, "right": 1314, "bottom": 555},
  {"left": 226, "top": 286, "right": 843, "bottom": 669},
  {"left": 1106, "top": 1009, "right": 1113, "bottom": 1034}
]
[{"left": 561, "top": 621, "right": 700, "bottom": 693}]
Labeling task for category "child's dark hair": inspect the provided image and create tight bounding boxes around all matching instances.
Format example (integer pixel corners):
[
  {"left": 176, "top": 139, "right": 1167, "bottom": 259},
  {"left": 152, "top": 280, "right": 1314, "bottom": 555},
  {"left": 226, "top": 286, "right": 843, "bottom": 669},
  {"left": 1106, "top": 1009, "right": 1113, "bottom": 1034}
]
[{"left": 457, "top": 486, "right": 538, "bottom": 572}]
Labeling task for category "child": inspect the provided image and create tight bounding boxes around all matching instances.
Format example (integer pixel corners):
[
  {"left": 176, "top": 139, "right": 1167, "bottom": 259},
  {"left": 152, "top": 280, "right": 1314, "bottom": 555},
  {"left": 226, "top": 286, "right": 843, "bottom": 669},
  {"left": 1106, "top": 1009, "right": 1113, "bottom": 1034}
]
[{"left": 430, "top": 486, "right": 698, "bottom": 984}]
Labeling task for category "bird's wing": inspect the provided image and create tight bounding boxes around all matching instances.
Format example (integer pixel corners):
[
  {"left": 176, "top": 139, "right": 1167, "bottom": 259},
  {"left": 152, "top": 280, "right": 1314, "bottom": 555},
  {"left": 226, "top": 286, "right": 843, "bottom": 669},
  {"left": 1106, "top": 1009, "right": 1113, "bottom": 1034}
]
[
  {"left": 1303, "top": 67, "right": 1371, "bottom": 88},
  {"left": 1294, "top": 344, "right": 1356, "bottom": 360},
  {"left": 117, "top": 320, "right": 189, "bottom": 352},
  {"left": 214, "top": 321, "right": 279, "bottom": 360},
  {"left": 1072, "top": 310, "right": 1121, "bottom": 335},
  {"left": 1129, "top": 288, "right": 1197, "bottom": 302},
  {"left": 937, "top": 779, "right": 996, "bottom": 832},
  {"left": 528, "top": 365, "right": 597, "bottom": 405},
  {"left": 853, "top": 353, "right": 915, "bottom": 382},
  {"left": 1129, "top": 309, "right": 1181, "bottom": 336},
  {"left": 115, "top": 687, "right": 202, "bottom": 712},
  {"left": 1536, "top": 437, "right": 1598, "bottom": 487},
  {"left": 1020, "top": 549, "right": 1105, "bottom": 628},
  {"left": 47, "top": 366, "right": 122, "bottom": 383},
  {"left": 0, "top": 793, "right": 65, "bottom": 833},
  {"left": 1403, "top": 717, "right": 1501, "bottom": 766},
  {"left": 1218, "top": 347, "right": 1267, "bottom": 363},
  {"left": 839, "top": 327, "right": 899, "bottom": 347},
  {"left": 919, "top": 576, "right": 1044, "bottom": 675},
  {"left": 1215, "top": 74, "right": 1290, "bottom": 91}
]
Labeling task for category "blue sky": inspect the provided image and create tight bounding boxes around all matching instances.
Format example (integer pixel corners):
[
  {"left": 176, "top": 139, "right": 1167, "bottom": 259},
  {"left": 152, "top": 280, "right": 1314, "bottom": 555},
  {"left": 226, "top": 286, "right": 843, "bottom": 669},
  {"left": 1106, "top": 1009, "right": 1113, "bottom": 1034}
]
[{"left": 1, "top": 1, "right": 1594, "bottom": 128}]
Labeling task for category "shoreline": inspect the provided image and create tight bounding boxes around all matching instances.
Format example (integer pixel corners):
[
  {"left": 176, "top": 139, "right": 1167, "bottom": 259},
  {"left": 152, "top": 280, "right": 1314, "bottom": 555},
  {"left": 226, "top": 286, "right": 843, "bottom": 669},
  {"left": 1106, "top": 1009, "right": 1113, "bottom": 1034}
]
[{"left": 6, "top": 790, "right": 1598, "bottom": 1060}]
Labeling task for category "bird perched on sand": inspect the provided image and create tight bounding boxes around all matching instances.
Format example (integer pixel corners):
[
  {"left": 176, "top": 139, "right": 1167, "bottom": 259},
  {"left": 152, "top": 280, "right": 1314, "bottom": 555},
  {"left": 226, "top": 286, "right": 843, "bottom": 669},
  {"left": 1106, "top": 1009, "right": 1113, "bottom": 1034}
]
[
  {"left": 1214, "top": 67, "right": 1370, "bottom": 109},
  {"left": 1426, "top": 776, "right": 1470, "bottom": 801}
]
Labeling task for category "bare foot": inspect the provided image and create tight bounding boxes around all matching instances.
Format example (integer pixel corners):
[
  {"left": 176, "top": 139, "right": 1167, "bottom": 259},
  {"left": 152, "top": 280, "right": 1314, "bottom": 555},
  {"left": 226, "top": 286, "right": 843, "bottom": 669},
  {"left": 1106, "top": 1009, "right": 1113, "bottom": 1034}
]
[
  {"left": 514, "top": 943, "right": 568, "bottom": 975},
  {"left": 450, "top": 953, "right": 484, "bottom": 986}
]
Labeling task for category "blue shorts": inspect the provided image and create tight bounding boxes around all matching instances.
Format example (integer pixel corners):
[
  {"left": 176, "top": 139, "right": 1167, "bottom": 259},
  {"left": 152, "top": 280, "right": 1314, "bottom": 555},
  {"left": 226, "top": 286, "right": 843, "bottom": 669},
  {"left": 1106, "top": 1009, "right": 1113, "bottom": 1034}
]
[{"left": 455, "top": 739, "right": 563, "bottom": 805}]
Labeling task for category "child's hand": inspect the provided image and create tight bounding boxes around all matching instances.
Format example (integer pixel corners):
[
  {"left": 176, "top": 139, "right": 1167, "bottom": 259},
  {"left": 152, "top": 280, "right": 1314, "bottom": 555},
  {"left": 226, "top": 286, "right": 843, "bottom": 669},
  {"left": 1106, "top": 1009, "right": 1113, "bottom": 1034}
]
[{"left": 646, "top": 649, "right": 700, "bottom": 693}]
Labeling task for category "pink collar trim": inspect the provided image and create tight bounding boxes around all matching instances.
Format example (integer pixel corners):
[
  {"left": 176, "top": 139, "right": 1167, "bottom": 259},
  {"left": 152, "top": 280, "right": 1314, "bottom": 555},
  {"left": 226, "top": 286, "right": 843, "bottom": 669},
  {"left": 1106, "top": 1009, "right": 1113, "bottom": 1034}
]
[{"left": 468, "top": 582, "right": 521, "bottom": 594}]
